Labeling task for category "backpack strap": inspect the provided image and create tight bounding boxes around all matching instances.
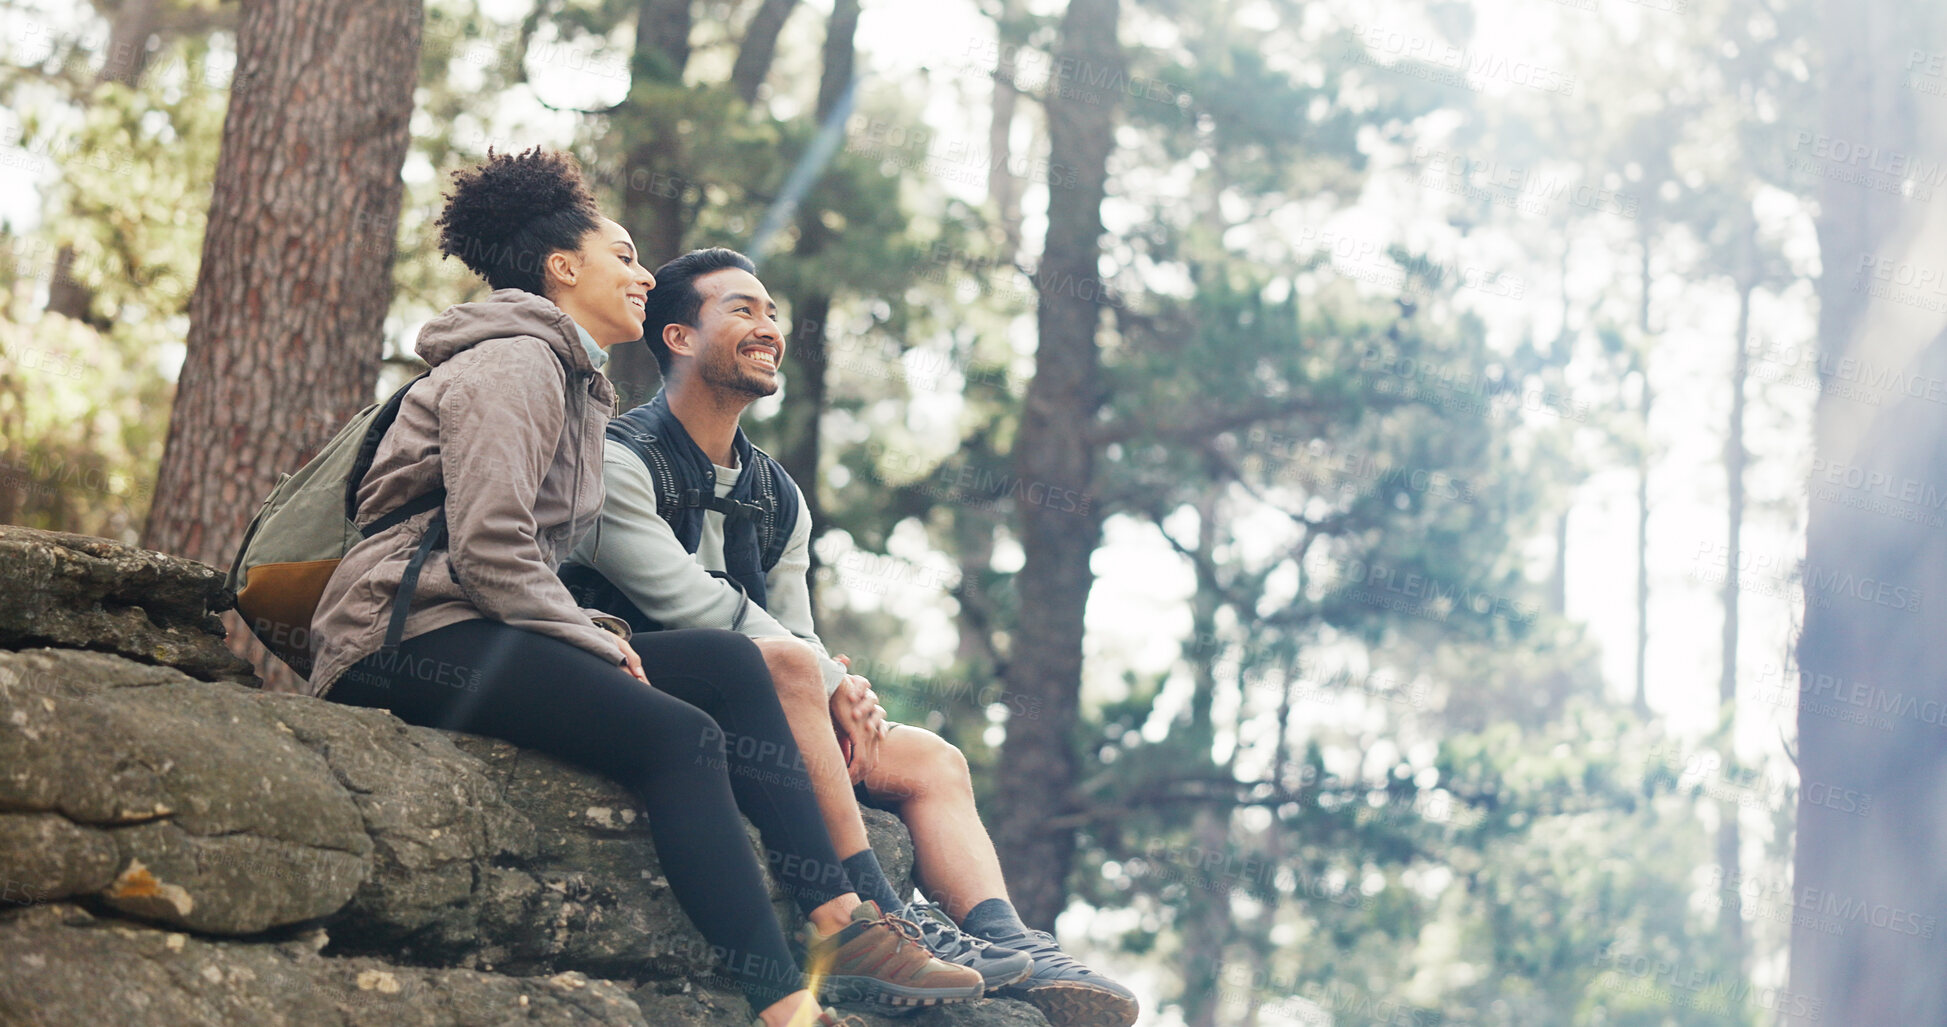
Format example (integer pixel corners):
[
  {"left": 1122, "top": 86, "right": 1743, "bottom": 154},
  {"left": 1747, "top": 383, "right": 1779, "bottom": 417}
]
[
  {"left": 748, "top": 446, "right": 799, "bottom": 574},
  {"left": 361, "top": 489, "right": 444, "bottom": 538},
  {"left": 343, "top": 374, "right": 449, "bottom": 653},
  {"left": 347, "top": 373, "right": 430, "bottom": 524},
  {"left": 383, "top": 511, "right": 446, "bottom": 649}
]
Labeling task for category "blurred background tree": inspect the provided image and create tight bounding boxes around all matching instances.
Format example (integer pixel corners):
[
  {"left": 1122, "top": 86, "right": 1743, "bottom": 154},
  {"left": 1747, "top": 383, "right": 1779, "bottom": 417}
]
[{"left": 3, "top": 0, "right": 1927, "bottom": 1022}]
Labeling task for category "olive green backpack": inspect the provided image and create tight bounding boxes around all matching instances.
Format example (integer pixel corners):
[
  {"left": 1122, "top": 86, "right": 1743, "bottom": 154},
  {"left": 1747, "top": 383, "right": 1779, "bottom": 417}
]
[{"left": 225, "top": 374, "right": 443, "bottom": 677}]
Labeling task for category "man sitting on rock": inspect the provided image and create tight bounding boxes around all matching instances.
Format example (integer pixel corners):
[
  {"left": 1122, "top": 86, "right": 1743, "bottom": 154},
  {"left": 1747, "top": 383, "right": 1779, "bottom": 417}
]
[{"left": 561, "top": 247, "right": 1138, "bottom": 1027}]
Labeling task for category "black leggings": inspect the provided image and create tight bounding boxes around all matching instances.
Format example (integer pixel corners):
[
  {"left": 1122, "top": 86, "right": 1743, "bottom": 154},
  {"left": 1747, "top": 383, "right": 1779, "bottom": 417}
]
[{"left": 326, "top": 620, "right": 853, "bottom": 1012}]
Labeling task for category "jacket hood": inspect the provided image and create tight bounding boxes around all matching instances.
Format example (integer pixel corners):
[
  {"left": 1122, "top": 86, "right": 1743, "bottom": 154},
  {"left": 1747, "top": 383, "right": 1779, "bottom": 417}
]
[{"left": 415, "top": 289, "right": 597, "bottom": 372}]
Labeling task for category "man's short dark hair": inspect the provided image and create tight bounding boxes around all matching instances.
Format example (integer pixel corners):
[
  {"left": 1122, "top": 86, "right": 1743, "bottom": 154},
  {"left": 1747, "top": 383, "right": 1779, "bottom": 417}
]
[{"left": 643, "top": 247, "right": 759, "bottom": 374}]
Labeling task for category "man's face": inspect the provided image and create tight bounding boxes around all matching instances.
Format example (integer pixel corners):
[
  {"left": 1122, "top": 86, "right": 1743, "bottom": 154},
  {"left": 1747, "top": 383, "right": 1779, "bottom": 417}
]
[{"left": 679, "top": 268, "right": 783, "bottom": 399}]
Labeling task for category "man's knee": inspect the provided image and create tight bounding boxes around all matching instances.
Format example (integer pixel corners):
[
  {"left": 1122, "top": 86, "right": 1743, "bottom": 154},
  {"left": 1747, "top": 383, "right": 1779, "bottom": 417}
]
[
  {"left": 886, "top": 729, "right": 973, "bottom": 801},
  {"left": 754, "top": 637, "right": 825, "bottom": 705}
]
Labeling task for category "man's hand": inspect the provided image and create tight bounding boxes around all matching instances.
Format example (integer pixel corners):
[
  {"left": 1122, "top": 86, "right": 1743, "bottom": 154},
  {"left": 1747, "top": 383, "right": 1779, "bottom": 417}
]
[
  {"left": 831, "top": 655, "right": 888, "bottom": 785},
  {"left": 615, "top": 636, "right": 649, "bottom": 684}
]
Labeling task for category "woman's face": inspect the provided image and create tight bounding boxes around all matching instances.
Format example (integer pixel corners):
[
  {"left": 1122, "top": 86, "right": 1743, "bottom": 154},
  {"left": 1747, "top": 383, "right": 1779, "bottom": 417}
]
[{"left": 549, "top": 218, "right": 655, "bottom": 346}]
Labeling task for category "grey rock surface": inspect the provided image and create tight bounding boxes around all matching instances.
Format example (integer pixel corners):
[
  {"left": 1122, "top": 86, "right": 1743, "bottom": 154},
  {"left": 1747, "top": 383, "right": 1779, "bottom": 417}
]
[
  {"left": 0, "top": 902, "right": 648, "bottom": 1027},
  {"left": 631, "top": 980, "right": 1057, "bottom": 1027},
  {"left": 0, "top": 525, "right": 255, "bottom": 684},
  {"left": 0, "top": 527, "right": 1049, "bottom": 1027},
  {"left": 0, "top": 647, "right": 372, "bottom": 934}
]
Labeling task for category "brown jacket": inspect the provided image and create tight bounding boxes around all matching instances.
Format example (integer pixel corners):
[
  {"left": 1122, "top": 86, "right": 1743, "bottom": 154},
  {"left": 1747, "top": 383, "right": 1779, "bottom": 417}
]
[{"left": 307, "top": 290, "right": 622, "bottom": 699}]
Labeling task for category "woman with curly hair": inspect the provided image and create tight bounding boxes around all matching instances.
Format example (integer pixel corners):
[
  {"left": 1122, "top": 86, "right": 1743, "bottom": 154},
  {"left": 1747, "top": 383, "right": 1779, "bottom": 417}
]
[{"left": 306, "top": 148, "right": 982, "bottom": 1027}]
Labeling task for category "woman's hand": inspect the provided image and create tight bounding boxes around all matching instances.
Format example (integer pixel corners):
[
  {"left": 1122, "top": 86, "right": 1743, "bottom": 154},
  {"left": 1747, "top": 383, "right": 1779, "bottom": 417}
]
[{"left": 616, "top": 636, "right": 649, "bottom": 684}]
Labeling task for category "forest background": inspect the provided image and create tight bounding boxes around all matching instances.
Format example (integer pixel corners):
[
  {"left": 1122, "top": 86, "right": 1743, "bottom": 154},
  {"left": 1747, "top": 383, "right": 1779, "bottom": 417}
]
[{"left": 3, "top": 0, "right": 1942, "bottom": 1023}]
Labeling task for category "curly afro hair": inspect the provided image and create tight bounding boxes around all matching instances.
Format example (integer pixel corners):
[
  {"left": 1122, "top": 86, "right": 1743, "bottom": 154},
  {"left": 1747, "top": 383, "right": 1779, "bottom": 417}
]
[{"left": 435, "top": 147, "right": 602, "bottom": 296}]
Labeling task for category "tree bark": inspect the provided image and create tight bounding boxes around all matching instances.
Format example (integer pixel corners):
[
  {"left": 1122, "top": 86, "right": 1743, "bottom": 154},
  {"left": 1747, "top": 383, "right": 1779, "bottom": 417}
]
[
  {"left": 729, "top": 0, "right": 799, "bottom": 106},
  {"left": 634, "top": 0, "right": 692, "bottom": 81},
  {"left": 141, "top": 0, "right": 421, "bottom": 686},
  {"left": 46, "top": 0, "right": 164, "bottom": 326},
  {"left": 1715, "top": 270, "right": 1754, "bottom": 965},
  {"left": 813, "top": 0, "right": 858, "bottom": 123},
  {"left": 607, "top": 0, "right": 695, "bottom": 411},
  {"left": 1631, "top": 228, "right": 1653, "bottom": 720},
  {"left": 985, "top": 0, "right": 1026, "bottom": 261},
  {"left": 778, "top": 290, "right": 829, "bottom": 585},
  {"left": 992, "top": 0, "right": 1120, "bottom": 930},
  {"left": 1179, "top": 491, "right": 1227, "bottom": 1027},
  {"left": 1787, "top": 1, "right": 1947, "bottom": 1021},
  {"left": 774, "top": 0, "right": 858, "bottom": 605}
]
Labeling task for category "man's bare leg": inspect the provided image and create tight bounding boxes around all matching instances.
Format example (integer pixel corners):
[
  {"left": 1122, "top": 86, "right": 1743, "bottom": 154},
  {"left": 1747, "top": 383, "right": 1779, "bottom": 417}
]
[
  {"left": 862, "top": 725, "right": 1010, "bottom": 922},
  {"left": 752, "top": 638, "right": 870, "bottom": 858},
  {"left": 862, "top": 721, "right": 1138, "bottom": 1027}
]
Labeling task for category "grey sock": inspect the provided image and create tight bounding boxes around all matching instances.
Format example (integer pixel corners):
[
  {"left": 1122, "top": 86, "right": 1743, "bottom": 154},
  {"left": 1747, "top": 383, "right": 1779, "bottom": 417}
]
[
  {"left": 962, "top": 897, "right": 1031, "bottom": 942},
  {"left": 841, "top": 848, "right": 905, "bottom": 912}
]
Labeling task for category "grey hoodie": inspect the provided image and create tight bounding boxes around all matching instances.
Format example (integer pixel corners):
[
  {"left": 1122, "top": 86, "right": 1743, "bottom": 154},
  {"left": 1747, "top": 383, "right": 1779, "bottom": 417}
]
[{"left": 307, "top": 290, "right": 623, "bottom": 699}]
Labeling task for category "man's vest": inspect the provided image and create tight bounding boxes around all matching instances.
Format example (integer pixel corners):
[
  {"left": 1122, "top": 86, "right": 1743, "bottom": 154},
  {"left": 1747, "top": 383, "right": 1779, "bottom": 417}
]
[{"left": 559, "top": 389, "right": 799, "bottom": 632}]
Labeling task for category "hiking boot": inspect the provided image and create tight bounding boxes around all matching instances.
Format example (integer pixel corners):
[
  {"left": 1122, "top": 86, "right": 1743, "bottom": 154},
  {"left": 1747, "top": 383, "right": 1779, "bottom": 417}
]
[
  {"left": 799, "top": 900, "right": 986, "bottom": 1009},
  {"left": 896, "top": 899, "right": 1033, "bottom": 991},
  {"left": 748, "top": 1002, "right": 867, "bottom": 1027},
  {"left": 987, "top": 927, "right": 1140, "bottom": 1027}
]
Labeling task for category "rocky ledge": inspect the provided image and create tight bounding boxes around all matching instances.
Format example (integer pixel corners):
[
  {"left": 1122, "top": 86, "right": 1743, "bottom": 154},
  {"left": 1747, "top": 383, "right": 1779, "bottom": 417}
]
[{"left": 0, "top": 525, "right": 1050, "bottom": 1027}]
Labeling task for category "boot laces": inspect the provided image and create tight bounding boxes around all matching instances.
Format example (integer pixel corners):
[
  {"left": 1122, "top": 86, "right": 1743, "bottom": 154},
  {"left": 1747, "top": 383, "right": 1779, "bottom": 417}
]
[
  {"left": 874, "top": 909, "right": 926, "bottom": 947},
  {"left": 904, "top": 901, "right": 986, "bottom": 957}
]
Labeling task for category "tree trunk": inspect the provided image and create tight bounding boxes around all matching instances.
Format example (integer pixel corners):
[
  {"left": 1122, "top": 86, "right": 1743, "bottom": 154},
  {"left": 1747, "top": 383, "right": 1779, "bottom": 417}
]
[
  {"left": 985, "top": 0, "right": 1026, "bottom": 261},
  {"left": 1179, "top": 491, "right": 1228, "bottom": 1027},
  {"left": 1631, "top": 231, "right": 1653, "bottom": 720},
  {"left": 813, "top": 0, "right": 858, "bottom": 123},
  {"left": 778, "top": 291, "right": 830, "bottom": 589},
  {"left": 992, "top": 0, "right": 1120, "bottom": 930},
  {"left": 634, "top": 0, "right": 691, "bottom": 80},
  {"left": 774, "top": 0, "right": 857, "bottom": 605},
  {"left": 141, "top": 0, "right": 421, "bottom": 688},
  {"left": 729, "top": 0, "right": 799, "bottom": 106},
  {"left": 607, "top": 0, "right": 696, "bottom": 411},
  {"left": 1715, "top": 271, "right": 1754, "bottom": 965},
  {"left": 46, "top": 0, "right": 164, "bottom": 326},
  {"left": 1787, "top": 1, "right": 1947, "bottom": 1021}
]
